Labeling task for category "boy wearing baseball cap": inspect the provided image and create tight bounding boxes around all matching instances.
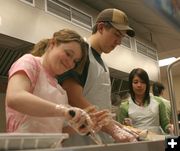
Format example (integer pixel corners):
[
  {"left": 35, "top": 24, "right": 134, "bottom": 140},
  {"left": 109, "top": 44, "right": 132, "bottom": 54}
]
[
  {"left": 58, "top": 8, "right": 135, "bottom": 146},
  {"left": 95, "top": 8, "right": 135, "bottom": 37}
]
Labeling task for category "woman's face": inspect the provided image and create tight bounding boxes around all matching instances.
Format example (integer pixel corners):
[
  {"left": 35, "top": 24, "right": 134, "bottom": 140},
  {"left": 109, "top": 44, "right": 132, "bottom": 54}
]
[
  {"left": 46, "top": 41, "right": 82, "bottom": 76},
  {"left": 132, "top": 75, "right": 146, "bottom": 96}
]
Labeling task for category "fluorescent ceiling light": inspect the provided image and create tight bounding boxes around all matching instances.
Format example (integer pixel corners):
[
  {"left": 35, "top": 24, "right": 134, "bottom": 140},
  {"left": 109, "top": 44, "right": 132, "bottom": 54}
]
[{"left": 158, "top": 57, "right": 176, "bottom": 67}]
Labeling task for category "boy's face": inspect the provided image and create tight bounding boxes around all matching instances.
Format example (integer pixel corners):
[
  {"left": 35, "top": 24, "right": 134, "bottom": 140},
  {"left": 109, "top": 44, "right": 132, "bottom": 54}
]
[{"left": 99, "top": 24, "right": 126, "bottom": 53}]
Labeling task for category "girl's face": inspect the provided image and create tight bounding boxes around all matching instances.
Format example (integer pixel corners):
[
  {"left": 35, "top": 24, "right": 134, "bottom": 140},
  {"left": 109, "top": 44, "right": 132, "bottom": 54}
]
[
  {"left": 132, "top": 75, "right": 146, "bottom": 96},
  {"left": 45, "top": 41, "right": 82, "bottom": 76}
]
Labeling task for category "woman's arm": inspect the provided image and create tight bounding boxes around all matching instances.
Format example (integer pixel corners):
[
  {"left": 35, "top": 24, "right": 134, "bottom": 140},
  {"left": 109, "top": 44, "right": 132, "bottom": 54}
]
[
  {"left": 116, "top": 101, "right": 129, "bottom": 124},
  {"left": 6, "top": 72, "right": 63, "bottom": 117},
  {"left": 155, "top": 97, "right": 171, "bottom": 133}
]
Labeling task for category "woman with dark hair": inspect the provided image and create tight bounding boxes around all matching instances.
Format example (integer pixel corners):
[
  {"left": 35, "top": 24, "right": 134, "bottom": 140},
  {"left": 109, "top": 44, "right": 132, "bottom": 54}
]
[
  {"left": 117, "top": 68, "right": 173, "bottom": 135},
  {"left": 152, "top": 82, "right": 165, "bottom": 97}
]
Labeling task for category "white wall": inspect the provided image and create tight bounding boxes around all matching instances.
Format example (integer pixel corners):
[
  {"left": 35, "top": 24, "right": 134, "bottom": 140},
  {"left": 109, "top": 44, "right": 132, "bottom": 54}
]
[
  {"left": 102, "top": 45, "right": 159, "bottom": 81},
  {"left": 158, "top": 46, "right": 180, "bottom": 113},
  {"left": 161, "top": 75, "right": 180, "bottom": 112},
  {"left": 0, "top": 0, "right": 160, "bottom": 81},
  {"left": 0, "top": 0, "right": 91, "bottom": 43}
]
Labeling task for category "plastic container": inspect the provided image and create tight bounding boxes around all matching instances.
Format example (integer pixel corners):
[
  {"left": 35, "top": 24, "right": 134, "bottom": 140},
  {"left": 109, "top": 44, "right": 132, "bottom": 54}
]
[{"left": 0, "top": 133, "right": 69, "bottom": 150}]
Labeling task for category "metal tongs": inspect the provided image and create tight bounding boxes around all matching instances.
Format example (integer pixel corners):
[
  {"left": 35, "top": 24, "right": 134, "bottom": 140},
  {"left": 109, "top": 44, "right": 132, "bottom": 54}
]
[{"left": 87, "top": 129, "right": 103, "bottom": 145}]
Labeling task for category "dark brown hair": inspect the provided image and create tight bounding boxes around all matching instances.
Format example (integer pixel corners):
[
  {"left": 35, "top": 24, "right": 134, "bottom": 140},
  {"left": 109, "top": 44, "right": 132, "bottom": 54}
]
[
  {"left": 92, "top": 21, "right": 113, "bottom": 34},
  {"left": 152, "top": 82, "right": 165, "bottom": 96}
]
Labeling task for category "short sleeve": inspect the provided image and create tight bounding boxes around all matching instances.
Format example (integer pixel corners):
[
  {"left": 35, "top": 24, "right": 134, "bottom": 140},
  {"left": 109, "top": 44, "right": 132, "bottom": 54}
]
[{"left": 9, "top": 54, "right": 40, "bottom": 89}]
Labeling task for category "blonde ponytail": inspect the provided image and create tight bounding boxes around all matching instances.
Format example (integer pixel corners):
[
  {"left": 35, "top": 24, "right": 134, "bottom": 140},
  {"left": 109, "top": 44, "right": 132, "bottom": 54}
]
[{"left": 31, "top": 39, "right": 49, "bottom": 56}]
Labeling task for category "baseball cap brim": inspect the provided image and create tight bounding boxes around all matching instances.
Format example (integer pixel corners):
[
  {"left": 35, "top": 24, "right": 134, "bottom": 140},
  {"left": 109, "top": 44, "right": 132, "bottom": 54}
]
[{"left": 111, "top": 22, "right": 135, "bottom": 37}]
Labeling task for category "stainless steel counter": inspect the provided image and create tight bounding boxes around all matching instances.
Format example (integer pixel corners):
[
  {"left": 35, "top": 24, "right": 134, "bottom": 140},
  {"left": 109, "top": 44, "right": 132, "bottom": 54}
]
[
  {"left": 25, "top": 140, "right": 165, "bottom": 151},
  {"left": 0, "top": 133, "right": 165, "bottom": 151}
]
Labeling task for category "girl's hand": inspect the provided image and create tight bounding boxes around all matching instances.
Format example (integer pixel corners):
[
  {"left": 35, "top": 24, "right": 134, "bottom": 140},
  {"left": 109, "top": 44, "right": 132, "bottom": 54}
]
[
  {"left": 167, "top": 124, "right": 174, "bottom": 135},
  {"left": 56, "top": 105, "right": 93, "bottom": 135},
  {"left": 103, "top": 122, "right": 138, "bottom": 142},
  {"left": 66, "top": 107, "right": 93, "bottom": 135},
  {"left": 84, "top": 106, "right": 113, "bottom": 132},
  {"left": 123, "top": 118, "right": 133, "bottom": 126}
]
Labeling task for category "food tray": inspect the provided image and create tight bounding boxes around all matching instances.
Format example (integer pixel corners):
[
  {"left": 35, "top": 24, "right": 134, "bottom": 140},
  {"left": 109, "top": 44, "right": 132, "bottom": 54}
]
[{"left": 0, "top": 133, "right": 69, "bottom": 150}]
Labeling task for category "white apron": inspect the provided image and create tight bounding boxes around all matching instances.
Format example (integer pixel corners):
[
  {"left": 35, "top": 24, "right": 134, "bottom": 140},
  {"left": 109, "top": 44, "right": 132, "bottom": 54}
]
[
  {"left": 83, "top": 46, "right": 111, "bottom": 110},
  {"left": 63, "top": 46, "right": 113, "bottom": 147},
  {"left": 16, "top": 58, "right": 68, "bottom": 133},
  {"left": 128, "top": 96, "right": 164, "bottom": 134}
]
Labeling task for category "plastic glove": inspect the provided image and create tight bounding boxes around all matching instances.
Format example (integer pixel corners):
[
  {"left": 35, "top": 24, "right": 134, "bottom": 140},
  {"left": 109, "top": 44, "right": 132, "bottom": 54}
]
[
  {"left": 84, "top": 106, "right": 113, "bottom": 132},
  {"left": 104, "top": 122, "right": 138, "bottom": 142},
  {"left": 112, "top": 126, "right": 138, "bottom": 142},
  {"left": 84, "top": 106, "right": 137, "bottom": 142},
  {"left": 56, "top": 105, "right": 93, "bottom": 135},
  {"left": 114, "top": 121, "right": 148, "bottom": 141}
]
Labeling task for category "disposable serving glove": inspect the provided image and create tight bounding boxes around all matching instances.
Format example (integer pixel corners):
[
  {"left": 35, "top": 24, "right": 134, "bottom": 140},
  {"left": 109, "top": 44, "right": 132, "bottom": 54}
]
[
  {"left": 56, "top": 105, "right": 93, "bottom": 135},
  {"left": 84, "top": 106, "right": 138, "bottom": 142}
]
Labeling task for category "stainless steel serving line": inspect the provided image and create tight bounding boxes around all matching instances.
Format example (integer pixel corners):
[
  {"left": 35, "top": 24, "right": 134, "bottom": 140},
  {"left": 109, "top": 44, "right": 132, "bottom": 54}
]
[
  {"left": 25, "top": 140, "right": 165, "bottom": 151},
  {"left": 0, "top": 133, "right": 166, "bottom": 151},
  {"left": 167, "top": 57, "right": 180, "bottom": 136}
]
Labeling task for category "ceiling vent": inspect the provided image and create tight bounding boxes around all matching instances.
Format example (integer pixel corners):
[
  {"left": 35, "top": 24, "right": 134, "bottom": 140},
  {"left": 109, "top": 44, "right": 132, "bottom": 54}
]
[
  {"left": 45, "top": 0, "right": 93, "bottom": 30},
  {"left": 121, "top": 36, "right": 131, "bottom": 49},
  {"left": 0, "top": 34, "right": 34, "bottom": 78},
  {"left": 46, "top": 0, "right": 71, "bottom": 20},
  {"left": 19, "top": 0, "right": 35, "bottom": 7},
  {"left": 136, "top": 40, "right": 157, "bottom": 61}
]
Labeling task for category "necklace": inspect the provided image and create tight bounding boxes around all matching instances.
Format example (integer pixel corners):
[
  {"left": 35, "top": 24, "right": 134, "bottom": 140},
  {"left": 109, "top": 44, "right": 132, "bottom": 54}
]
[{"left": 135, "top": 100, "right": 143, "bottom": 106}]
